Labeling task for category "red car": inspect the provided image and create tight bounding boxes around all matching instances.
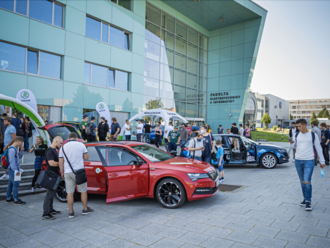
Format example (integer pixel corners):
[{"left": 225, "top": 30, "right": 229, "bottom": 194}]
[{"left": 42, "top": 139, "right": 219, "bottom": 208}]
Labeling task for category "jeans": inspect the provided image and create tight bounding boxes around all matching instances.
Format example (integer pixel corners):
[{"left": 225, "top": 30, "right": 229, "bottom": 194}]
[
  {"left": 137, "top": 133, "right": 143, "bottom": 142},
  {"left": 24, "top": 134, "right": 29, "bottom": 151},
  {"left": 144, "top": 133, "right": 151, "bottom": 143},
  {"left": 190, "top": 156, "right": 202, "bottom": 161},
  {"left": 202, "top": 154, "right": 211, "bottom": 164},
  {"left": 168, "top": 142, "right": 177, "bottom": 152},
  {"left": 295, "top": 159, "right": 315, "bottom": 202},
  {"left": 155, "top": 136, "right": 161, "bottom": 148},
  {"left": 6, "top": 169, "right": 20, "bottom": 201},
  {"left": 180, "top": 140, "right": 186, "bottom": 146},
  {"left": 34, "top": 156, "right": 44, "bottom": 170},
  {"left": 43, "top": 189, "right": 56, "bottom": 215},
  {"left": 125, "top": 135, "right": 131, "bottom": 141},
  {"left": 321, "top": 144, "right": 329, "bottom": 164}
]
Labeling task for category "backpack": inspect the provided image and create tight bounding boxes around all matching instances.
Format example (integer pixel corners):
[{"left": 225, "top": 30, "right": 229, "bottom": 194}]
[
  {"left": 295, "top": 131, "right": 316, "bottom": 159},
  {"left": 0, "top": 147, "right": 17, "bottom": 169},
  {"left": 86, "top": 123, "right": 94, "bottom": 135}
]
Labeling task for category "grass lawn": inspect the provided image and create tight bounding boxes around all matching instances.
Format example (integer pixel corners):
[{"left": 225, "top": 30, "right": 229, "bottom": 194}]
[{"left": 251, "top": 131, "right": 290, "bottom": 142}]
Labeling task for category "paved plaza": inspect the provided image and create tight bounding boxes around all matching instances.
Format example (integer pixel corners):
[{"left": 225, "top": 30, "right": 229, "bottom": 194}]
[{"left": 1, "top": 142, "right": 330, "bottom": 248}]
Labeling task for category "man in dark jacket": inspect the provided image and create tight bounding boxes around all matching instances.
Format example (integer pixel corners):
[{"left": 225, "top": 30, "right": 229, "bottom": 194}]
[{"left": 289, "top": 122, "right": 299, "bottom": 139}]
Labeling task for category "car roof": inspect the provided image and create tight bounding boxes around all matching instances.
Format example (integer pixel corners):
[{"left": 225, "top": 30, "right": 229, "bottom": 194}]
[{"left": 85, "top": 141, "right": 145, "bottom": 146}]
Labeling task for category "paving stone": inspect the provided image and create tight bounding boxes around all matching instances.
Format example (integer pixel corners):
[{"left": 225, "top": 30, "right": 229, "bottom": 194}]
[
  {"left": 199, "top": 236, "right": 235, "bottom": 248},
  {"left": 53, "top": 239, "right": 88, "bottom": 248},
  {"left": 253, "top": 236, "right": 288, "bottom": 248},
  {"left": 267, "top": 212, "right": 294, "bottom": 222},
  {"left": 231, "top": 243, "right": 255, "bottom": 248},
  {"left": 205, "top": 217, "right": 232, "bottom": 227},
  {"left": 247, "top": 217, "right": 275, "bottom": 227},
  {"left": 164, "top": 219, "right": 191, "bottom": 229},
  {"left": 226, "top": 231, "right": 259, "bottom": 244},
  {"left": 285, "top": 242, "right": 310, "bottom": 248},
  {"left": 296, "top": 224, "right": 328, "bottom": 237},
  {"left": 177, "top": 232, "right": 209, "bottom": 245},
  {"left": 148, "top": 215, "right": 173, "bottom": 224},
  {"left": 159, "top": 227, "right": 188, "bottom": 239},
  {"left": 100, "top": 238, "right": 135, "bottom": 248},
  {"left": 182, "top": 222, "right": 210, "bottom": 233},
  {"left": 290, "top": 216, "right": 319, "bottom": 226},
  {"left": 115, "top": 228, "right": 145, "bottom": 240},
  {"left": 316, "top": 219, "right": 330, "bottom": 228},
  {"left": 275, "top": 230, "right": 308, "bottom": 244},
  {"left": 131, "top": 232, "right": 162, "bottom": 246},
  {"left": 149, "top": 238, "right": 184, "bottom": 248},
  {"left": 30, "top": 229, "right": 73, "bottom": 246},
  {"left": 270, "top": 220, "right": 301, "bottom": 232},
  {"left": 249, "top": 225, "right": 281, "bottom": 238},
  {"left": 306, "top": 235, "right": 330, "bottom": 247},
  {"left": 203, "top": 226, "right": 233, "bottom": 238},
  {"left": 98, "top": 223, "right": 127, "bottom": 235},
  {"left": 5, "top": 238, "right": 44, "bottom": 248},
  {"left": 140, "top": 223, "right": 168, "bottom": 234},
  {"left": 226, "top": 221, "right": 254, "bottom": 232},
  {"left": 226, "top": 213, "right": 252, "bottom": 222}
]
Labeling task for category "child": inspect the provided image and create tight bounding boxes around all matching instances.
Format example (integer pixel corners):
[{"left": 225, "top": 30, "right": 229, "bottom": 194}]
[{"left": 216, "top": 139, "right": 225, "bottom": 182}]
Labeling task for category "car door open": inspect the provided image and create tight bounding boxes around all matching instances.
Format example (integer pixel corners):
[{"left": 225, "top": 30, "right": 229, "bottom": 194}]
[{"left": 97, "top": 146, "right": 149, "bottom": 204}]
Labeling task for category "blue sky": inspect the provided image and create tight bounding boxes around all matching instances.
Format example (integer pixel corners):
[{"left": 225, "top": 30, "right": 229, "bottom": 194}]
[{"left": 251, "top": 0, "right": 330, "bottom": 100}]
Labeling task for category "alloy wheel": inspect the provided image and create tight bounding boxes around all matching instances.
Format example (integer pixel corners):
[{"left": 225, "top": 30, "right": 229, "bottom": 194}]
[
  {"left": 261, "top": 154, "right": 277, "bottom": 168},
  {"left": 158, "top": 181, "right": 182, "bottom": 207},
  {"left": 55, "top": 179, "right": 67, "bottom": 202}
]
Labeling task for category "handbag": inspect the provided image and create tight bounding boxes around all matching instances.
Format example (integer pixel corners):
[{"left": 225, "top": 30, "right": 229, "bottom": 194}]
[
  {"left": 62, "top": 146, "right": 87, "bottom": 185},
  {"left": 36, "top": 148, "right": 61, "bottom": 190}
]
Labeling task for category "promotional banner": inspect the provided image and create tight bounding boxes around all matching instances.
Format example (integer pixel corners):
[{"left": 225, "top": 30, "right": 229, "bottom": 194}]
[
  {"left": 16, "top": 89, "right": 38, "bottom": 113},
  {"left": 96, "top": 102, "right": 111, "bottom": 123}
]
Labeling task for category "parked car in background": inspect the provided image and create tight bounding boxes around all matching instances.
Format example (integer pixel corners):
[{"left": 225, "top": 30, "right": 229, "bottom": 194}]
[
  {"left": 55, "top": 121, "right": 81, "bottom": 132},
  {"left": 180, "top": 134, "right": 289, "bottom": 169},
  {"left": 42, "top": 142, "right": 219, "bottom": 208},
  {"left": 39, "top": 123, "right": 84, "bottom": 144}
]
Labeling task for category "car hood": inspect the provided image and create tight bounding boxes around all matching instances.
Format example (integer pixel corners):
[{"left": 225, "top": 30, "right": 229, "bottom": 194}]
[
  {"left": 153, "top": 156, "right": 215, "bottom": 173},
  {"left": 256, "top": 143, "right": 286, "bottom": 150}
]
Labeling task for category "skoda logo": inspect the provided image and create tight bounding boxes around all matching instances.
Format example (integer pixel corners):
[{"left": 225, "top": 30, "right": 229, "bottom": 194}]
[
  {"left": 279, "top": 102, "right": 282, "bottom": 109},
  {"left": 98, "top": 104, "right": 104, "bottom": 109},
  {"left": 21, "top": 91, "right": 29, "bottom": 99}
]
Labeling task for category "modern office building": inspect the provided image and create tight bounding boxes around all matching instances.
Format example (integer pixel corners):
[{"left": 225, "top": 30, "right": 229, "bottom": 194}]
[
  {"left": 289, "top": 98, "right": 330, "bottom": 119},
  {"left": 0, "top": 0, "right": 267, "bottom": 130}
]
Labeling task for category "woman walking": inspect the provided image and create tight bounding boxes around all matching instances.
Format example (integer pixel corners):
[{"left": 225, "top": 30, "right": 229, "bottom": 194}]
[
  {"left": 155, "top": 125, "right": 162, "bottom": 148},
  {"left": 29, "top": 136, "right": 47, "bottom": 192}
]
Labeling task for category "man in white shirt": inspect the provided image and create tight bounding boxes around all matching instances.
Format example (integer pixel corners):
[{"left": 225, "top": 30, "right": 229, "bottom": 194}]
[
  {"left": 239, "top": 124, "right": 244, "bottom": 136},
  {"left": 188, "top": 133, "right": 204, "bottom": 160},
  {"left": 292, "top": 119, "right": 325, "bottom": 211},
  {"left": 59, "top": 132, "right": 93, "bottom": 218},
  {"left": 136, "top": 120, "right": 143, "bottom": 142},
  {"left": 164, "top": 122, "right": 174, "bottom": 143},
  {"left": 123, "top": 119, "right": 131, "bottom": 141}
]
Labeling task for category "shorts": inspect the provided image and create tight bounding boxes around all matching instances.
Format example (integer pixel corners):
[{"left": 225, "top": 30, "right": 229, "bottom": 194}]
[{"left": 64, "top": 172, "right": 87, "bottom": 193}]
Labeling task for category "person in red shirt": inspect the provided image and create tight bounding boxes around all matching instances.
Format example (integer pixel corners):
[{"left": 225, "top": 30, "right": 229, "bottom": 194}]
[{"left": 186, "top": 123, "right": 192, "bottom": 137}]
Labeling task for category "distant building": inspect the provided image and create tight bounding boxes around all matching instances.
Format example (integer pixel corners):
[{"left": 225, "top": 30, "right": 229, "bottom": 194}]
[{"left": 289, "top": 99, "right": 330, "bottom": 119}]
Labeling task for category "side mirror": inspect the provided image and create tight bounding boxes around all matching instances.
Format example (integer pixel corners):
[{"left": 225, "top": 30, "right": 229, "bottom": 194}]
[{"left": 136, "top": 157, "right": 144, "bottom": 165}]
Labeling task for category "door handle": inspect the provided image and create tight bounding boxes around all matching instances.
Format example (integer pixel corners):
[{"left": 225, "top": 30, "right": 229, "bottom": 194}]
[{"left": 109, "top": 173, "right": 119, "bottom": 178}]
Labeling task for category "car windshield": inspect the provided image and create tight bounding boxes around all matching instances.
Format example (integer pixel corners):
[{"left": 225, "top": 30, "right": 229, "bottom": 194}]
[
  {"left": 131, "top": 145, "right": 172, "bottom": 162},
  {"left": 48, "top": 126, "right": 81, "bottom": 140}
]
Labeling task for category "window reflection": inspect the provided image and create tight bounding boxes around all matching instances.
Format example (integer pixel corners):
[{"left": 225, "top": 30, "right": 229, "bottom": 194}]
[
  {"left": 39, "top": 52, "right": 61, "bottom": 79},
  {"left": 110, "top": 26, "right": 124, "bottom": 48},
  {"left": 0, "top": 41, "right": 25, "bottom": 73},
  {"left": 29, "top": 0, "right": 53, "bottom": 25},
  {"left": 0, "top": 0, "right": 14, "bottom": 11},
  {"left": 86, "top": 17, "right": 101, "bottom": 41},
  {"left": 27, "top": 51, "right": 38, "bottom": 74},
  {"left": 16, "top": 0, "right": 27, "bottom": 15},
  {"left": 102, "top": 23, "right": 109, "bottom": 43},
  {"left": 91, "top": 64, "right": 107, "bottom": 87},
  {"left": 144, "top": 58, "right": 159, "bottom": 79},
  {"left": 54, "top": 4, "right": 63, "bottom": 27},
  {"left": 84, "top": 63, "right": 91, "bottom": 84},
  {"left": 116, "top": 70, "right": 129, "bottom": 91},
  {"left": 144, "top": 77, "right": 159, "bottom": 97},
  {"left": 145, "top": 40, "right": 160, "bottom": 62}
]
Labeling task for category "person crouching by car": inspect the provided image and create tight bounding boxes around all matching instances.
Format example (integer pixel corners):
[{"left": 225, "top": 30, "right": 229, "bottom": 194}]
[
  {"left": 5, "top": 136, "right": 25, "bottom": 205},
  {"left": 42, "top": 136, "right": 63, "bottom": 220},
  {"left": 59, "top": 132, "right": 93, "bottom": 219},
  {"left": 188, "top": 133, "right": 204, "bottom": 161},
  {"left": 29, "top": 136, "right": 47, "bottom": 192}
]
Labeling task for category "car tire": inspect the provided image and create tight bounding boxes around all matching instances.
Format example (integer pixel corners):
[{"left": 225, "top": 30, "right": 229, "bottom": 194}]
[
  {"left": 260, "top": 153, "right": 278, "bottom": 169},
  {"left": 55, "top": 179, "right": 67, "bottom": 202},
  {"left": 155, "top": 178, "right": 186, "bottom": 209}
]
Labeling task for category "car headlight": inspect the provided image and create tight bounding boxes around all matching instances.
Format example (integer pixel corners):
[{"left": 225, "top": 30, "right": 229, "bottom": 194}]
[
  {"left": 278, "top": 149, "right": 287, "bottom": 153},
  {"left": 187, "top": 173, "right": 209, "bottom": 182}
]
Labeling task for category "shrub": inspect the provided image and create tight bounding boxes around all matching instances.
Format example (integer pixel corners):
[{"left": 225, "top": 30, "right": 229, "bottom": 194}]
[{"left": 273, "top": 125, "right": 278, "bottom": 131}]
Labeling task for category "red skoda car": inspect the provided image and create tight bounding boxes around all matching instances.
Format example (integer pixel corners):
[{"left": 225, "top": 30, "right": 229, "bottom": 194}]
[{"left": 45, "top": 141, "right": 220, "bottom": 208}]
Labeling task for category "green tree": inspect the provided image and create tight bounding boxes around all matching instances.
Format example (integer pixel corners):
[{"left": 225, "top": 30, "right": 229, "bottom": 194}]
[
  {"left": 261, "top": 113, "right": 272, "bottom": 128},
  {"left": 317, "top": 107, "right": 327, "bottom": 118},
  {"left": 144, "top": 98, "right": 164, "bottom": 123},
  {"left": 310, "top": 111, "right": 319, "bottom": 125},
  {"left": 322, "top": 109, "right": 330, "bottom": 119},
  {"left": 290, "top": 114, "right": 293, "bottom": 120}
]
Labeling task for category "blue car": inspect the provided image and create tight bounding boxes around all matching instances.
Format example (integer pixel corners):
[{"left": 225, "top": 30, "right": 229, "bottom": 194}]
[{"left": 180, "top": 134, "right": 289, "bottom": 169}]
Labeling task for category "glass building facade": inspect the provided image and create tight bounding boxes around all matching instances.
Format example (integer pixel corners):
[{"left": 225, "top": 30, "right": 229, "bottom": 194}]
[{"left": 0, "top": 0, "right": 266, "bottom": 131}]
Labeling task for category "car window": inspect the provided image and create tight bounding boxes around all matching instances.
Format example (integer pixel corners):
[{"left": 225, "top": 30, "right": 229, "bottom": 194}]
[
  {"left": 48, "top": 125, "right": 81, "bottom": 140},
  {"left": 97, "top": 147, "right": 138, "bottom": 166},
  {"left": 213, "top": 135, "right": 226, "bottom": 147},
  {"left": 86, "top": 146, "right": 101, "bottom": 161},
  {"left": 131, "top": 144, "right": 172, "bottom": 162},
  {"left": 241, "top": 136, "right": 252, "bottom": 148}
]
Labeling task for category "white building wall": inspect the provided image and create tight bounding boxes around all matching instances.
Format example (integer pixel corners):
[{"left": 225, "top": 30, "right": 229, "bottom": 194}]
[{"left": 263, "top": 94, "right": 290, "bottom": 128}]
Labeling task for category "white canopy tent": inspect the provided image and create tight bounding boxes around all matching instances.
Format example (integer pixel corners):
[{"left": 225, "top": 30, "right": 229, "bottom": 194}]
[
  {"left": 118, "top": 109, "right": 188, "bottom": 140},
  {"left": 0, "top": 93, "right": 51, "bottom": 145}
]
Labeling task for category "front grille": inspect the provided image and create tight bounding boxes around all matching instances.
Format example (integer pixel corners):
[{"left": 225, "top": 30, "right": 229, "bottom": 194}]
[
  {"left": 194, "top": 187, "right": 218, "bottom": 195},
  {"left": 207, "top": 171, "right": 217, "bottom": 181}
]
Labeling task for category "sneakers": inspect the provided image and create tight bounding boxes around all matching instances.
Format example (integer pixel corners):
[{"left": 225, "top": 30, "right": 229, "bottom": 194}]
[
  {"left": 42, "top": 214, "right": 56, "bottom": 220},
  {"left": 30, "top": 187, "right": 34, "bottom": 192},
  {"left": 50, "top": 209, "right": 61, "bottom": 215},
  {"left": 5, "top": 198, "right": 14, "bottom": 203},
  {"left": 13, "top": 199, "right": 26, "bottom": 205},
  {"left": 0, "top": 174, "right": 9, "bottom": 180},
  {"left": 221, "top": 177, "right": 225, "bottom": 182},
  {"left": 300, "top": 199, "right": 306, "bottom": 207},
  {"left": 82, "top": 207, "right": 94, "bottom": 215},
  {"left": 305, "top": 202, "right": 312, "bottom": 211},
  {"left": 68, "top": 212, "right": 75, "bottom": 219}
]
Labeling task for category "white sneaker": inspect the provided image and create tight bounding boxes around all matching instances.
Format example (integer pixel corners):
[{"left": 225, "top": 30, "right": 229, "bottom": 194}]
[
  {"left": 30, "top": 187, "right": 34, "bottom": 192},
  {"left": 221, "top": 178, "right": 225, "bottom": 182},
  {"left": 0, "top": 174, "right": 9, "bottom": 180}
]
